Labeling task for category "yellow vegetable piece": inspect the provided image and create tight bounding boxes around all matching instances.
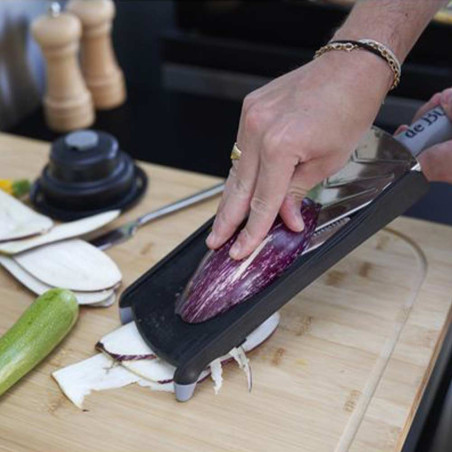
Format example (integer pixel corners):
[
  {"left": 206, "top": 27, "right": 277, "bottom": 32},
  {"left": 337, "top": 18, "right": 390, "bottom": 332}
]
[{"left": 0, "top": 180, "right": 13, "bottom": 195}]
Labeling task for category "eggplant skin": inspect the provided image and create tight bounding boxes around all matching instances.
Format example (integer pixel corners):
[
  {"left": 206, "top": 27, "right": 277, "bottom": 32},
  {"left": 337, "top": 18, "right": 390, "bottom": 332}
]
[{"left": 176, "top": 198, "right": 321, "bottom": 323}]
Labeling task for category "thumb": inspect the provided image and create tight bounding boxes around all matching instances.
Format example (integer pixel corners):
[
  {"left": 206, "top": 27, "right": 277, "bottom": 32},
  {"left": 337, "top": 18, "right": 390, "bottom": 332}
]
[{"left": 279, "top": 156, "right": 346, "bottom": 231}]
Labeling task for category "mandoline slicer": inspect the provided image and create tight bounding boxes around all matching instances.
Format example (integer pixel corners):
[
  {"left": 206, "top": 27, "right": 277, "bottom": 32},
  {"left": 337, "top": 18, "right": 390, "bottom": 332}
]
[{"left": 119, "top": 107, "right": 452, "bottom": 402}]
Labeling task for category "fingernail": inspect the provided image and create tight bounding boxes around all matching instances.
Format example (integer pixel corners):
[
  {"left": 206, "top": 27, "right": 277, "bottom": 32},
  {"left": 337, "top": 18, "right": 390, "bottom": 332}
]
[
  {"left": 295, "top": 215, "right": 305, "bottom": 232},
  {"left": 229, "top": 241, "right": 241, "bottom": 260},
  {"left": 206, "top": 232, "right": 217, "bottom": 248},
  {"left": 395, "top": 125, "right": 408, "bottom": 135}
]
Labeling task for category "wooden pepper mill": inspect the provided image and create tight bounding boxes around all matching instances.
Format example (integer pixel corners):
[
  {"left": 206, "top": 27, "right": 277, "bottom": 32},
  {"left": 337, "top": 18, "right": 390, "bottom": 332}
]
[
  {"left": 32, "top": 2, "right": 95, "bottom": 132},
  {"left": 67, "top": 0, "right": 126, "bottom": 110}
]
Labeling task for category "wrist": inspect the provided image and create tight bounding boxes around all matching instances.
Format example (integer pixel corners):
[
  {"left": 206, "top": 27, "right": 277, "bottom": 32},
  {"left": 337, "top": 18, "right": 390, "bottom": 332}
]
[
  {"left": 331, "top": 10, "right": 407, "bottom": 62},
  {"left": 317, "top": 39, "right": 400, "bottom": 91},
  {"left": 315, "top": 48, "right": 394, "bottom": 96}
]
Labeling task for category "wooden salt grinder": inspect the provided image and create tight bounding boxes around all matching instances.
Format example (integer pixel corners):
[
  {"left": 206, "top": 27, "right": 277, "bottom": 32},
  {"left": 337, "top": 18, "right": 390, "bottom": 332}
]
[
  {"left": 31, "top": 2, "right": 95, "bottom": 132},
  {"left": 67, "top": 0, "right": 126, "bottom": 110}
]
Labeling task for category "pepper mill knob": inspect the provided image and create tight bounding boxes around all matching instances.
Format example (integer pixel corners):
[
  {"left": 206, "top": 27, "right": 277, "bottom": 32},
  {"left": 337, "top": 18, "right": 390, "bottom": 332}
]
[
  {"left": 31, "top": 2, "right": 95, "bottom": 132},
  {"left": 67, "top": 0, "right": 126, "bottom": 110}
]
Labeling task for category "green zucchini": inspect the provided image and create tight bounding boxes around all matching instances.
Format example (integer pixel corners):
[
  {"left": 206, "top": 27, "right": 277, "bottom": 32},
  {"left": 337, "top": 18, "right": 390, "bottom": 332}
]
[{"left": 0, "top": 289, "right": 78, "bottom": 397}]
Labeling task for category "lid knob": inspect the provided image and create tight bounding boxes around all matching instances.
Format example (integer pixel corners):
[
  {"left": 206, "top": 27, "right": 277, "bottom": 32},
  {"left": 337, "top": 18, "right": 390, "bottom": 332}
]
[{"left": 65, "top": 130, "right": 99, "bottom": 152}]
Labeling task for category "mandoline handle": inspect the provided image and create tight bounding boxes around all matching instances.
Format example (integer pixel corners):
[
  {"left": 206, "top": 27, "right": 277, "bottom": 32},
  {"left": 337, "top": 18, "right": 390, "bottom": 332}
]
[{"left": 394, "top": 106, "right": 452, "bottom": 158}]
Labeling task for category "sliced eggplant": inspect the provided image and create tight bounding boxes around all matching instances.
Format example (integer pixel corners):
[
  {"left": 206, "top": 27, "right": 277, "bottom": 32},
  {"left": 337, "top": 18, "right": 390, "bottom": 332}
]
[
  {"left": 0, "top": 189, "right": 53, "bottom": 242},
  {"left": 0, "top": 255, "right": 115, "bottom": 305},
  {"left": 97, "top": 313, "right": 280, "bottom": 383},
  {"left": 53, "top": 313, "right": 280, "bottom": 408},
  {"left": 13, "top": 239, "right": 122, "bottom": 292},
  {"left": 96, "top": 322, "right": 176, "bottom": 383},
  {"left": 53, "top": 354, "right": 140, "bottom": 409},
  {"left": 209, "top": 359, "right": 223, "bottom": 394},
  {"left": 96, "top": 322, "right": 157, "bottom": 361},
  {"left": 0, "top": 210, "right": 120, "bottom": 255},
  {"left": 97, "top": 323, "right": 175, "bottom": 382},
  {"left": 90, "top": 293, "right": 116, "bottom": 308}
]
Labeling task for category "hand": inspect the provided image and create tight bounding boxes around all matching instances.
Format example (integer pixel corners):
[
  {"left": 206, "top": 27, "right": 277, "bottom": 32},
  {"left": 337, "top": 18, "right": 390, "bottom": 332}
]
[
  {"left": 395, "top": 87, "right": 452, "bottom": 183},
  {"left": 207, "top": 50, "right": 393, "bottom": 260}
]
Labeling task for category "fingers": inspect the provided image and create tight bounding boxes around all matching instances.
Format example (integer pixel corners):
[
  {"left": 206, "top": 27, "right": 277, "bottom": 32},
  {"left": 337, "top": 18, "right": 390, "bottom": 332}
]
[
  {"left": 207, "top": 143, "right": 258, "bottom": 250},
  {"left": 229, "top": 147, "right": 298, "bottom": 260},
  {"left": 279, "top": 156, "right": 347, "bottom": 230},
  {"left": 396, "top": 87, "right": 452, "bottom": 137},
  {"left": 440, "top": 88, "right": 452, "bottom": 118},
  {"left": 411, "top": 87, "right": 452, "bottom": 124},
  {"left": 278, "top": 164, "right": 311, "bottom": 232},
  {"left": 394, "top": 124, "right": 409, "bottom": 136},
  {"left": 412, "top": 92, "right": 442, "bottom": 122},
  {"left": 418, "top": 139, "right": 452, "bottom": 183},
  {"left": 207, "top": 99, "right": 264, "bottom": 250}
]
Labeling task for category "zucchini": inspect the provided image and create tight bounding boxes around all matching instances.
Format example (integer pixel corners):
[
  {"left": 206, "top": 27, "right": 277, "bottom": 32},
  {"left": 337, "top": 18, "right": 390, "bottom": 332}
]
[{"left": 0, "top": 289, "right": 79, "bottom": 397}]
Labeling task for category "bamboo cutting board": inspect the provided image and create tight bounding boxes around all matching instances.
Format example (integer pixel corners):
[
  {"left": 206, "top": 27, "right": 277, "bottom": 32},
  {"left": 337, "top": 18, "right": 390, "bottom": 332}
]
[{"left": 0, "top": 133, "right": 451, "bottom": 452}]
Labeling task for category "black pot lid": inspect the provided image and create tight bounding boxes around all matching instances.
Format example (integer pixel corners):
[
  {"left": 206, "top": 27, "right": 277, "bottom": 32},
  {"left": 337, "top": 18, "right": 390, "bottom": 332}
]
[{"left": 30, "top": 130, "right": 148, "bottom": 221}]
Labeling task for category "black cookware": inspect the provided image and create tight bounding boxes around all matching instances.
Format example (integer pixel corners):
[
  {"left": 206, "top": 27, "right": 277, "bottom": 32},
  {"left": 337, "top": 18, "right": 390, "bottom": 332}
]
[{"left": 31, "top": 130, "right": 147, "bottom": 221}]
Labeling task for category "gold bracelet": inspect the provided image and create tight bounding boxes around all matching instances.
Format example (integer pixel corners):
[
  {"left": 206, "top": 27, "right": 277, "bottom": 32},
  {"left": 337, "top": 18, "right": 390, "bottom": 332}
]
[{"left": 314, "top": 39, "right": 401, "bottom": 90}]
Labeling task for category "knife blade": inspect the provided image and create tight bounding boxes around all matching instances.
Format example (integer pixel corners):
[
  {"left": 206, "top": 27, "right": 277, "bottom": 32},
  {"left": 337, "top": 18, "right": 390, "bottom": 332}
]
[{"left": 303, "top": 217, "right": 351, "bottom": 255}]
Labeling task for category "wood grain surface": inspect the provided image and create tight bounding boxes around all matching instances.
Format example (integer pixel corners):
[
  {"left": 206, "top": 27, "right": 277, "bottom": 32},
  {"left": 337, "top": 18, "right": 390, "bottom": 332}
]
[{"left": 0, "top": 133, "right": 451, "bottom": 452}]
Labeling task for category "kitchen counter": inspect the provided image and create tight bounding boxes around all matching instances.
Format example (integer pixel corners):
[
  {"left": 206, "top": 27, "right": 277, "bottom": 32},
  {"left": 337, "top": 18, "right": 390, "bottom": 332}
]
[{"left": 0, "top": 133, "right": 451, "bottom": 452}]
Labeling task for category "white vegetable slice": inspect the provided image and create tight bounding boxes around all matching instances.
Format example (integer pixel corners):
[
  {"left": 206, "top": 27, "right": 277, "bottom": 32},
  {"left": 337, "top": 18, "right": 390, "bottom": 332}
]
[
  {"left": 90, "top": 293, "right": 116, "bottom": 308},
  {"left": 0, "top": 210, "right": 119, "bottom": 255},
  {"left": 137, "top": 380, "right": 174, "bottom": 392},
  {"left": 53, "top": 353, "right": 176, "bottom": 409},
  {"left": 0, "top": 254, "right": 115, "bottom": 305},
  {"left": 0, "top": 190, "right": 53, "bottom": 242},
  {"left": 239, "top": 313, "right": 280, "bottom": 351},
  {"left": 98, "top": 312, "right": 280, "bottom": 383},
  {"left": 14, "top": 239, "right": 122, "bottom": 291},
  {"left": 209, "top": 359, "right": 223, "bottom": 394},
  {"left": 98, "top": 313, "right": 280, "bottom": 361},
  {"left": 98, "top": 328, "right": 208, "bottom": 383},
  {"left": 230, "top": 347, "right": 252, "bottom": 392},
  {"left": 54, "top": 312, "right": 281, "bottom": 408},
  {"left": 52, "top": 354, "right": 140, "bottom": 409},
  {"left": 97, "top": 322, "right": 156, "bottom": 360},
  {"left": 121, "top": 359, "right": 176, "bottom": 383},
  {"left": 97, "top": 322, "right": 176, "bottom": 382}
]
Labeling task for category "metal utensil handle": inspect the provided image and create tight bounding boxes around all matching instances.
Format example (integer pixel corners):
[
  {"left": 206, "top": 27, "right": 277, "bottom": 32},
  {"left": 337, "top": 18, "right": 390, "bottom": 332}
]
[
  {"left": 137, "top": 182, "right": 225, "bottom": 227},
  {"left": 395, "top": 106, "right": 452, "bottom": 157}
]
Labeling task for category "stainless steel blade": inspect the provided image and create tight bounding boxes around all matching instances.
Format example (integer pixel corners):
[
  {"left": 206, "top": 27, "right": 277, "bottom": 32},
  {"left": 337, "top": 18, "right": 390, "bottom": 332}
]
[
  {"left": 314, "top": 175, "right": 393, "bottom": 207},
  {"left": 315, "top": 189, "right": 378, "bottom": 230},
  {"left": 326, "top": 127, "right": 418, "bottom": 186},
  {"left": 300, "top": 191, "right": 376, "bottom": 254},
  {"left": 303, "top": 217, "right": 351, "bottom": 255}
]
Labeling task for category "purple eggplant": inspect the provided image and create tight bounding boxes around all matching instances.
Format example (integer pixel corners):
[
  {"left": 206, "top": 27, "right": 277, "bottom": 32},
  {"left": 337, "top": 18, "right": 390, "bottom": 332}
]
[{"left": 176, "top": 198, "right": 321, "bottom": 323}]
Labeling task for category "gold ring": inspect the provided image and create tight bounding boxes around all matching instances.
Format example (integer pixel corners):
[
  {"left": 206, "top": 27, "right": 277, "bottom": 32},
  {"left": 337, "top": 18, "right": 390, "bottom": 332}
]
[{"left": 230, "top": 143, "right": 242, "bottom": 161}]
